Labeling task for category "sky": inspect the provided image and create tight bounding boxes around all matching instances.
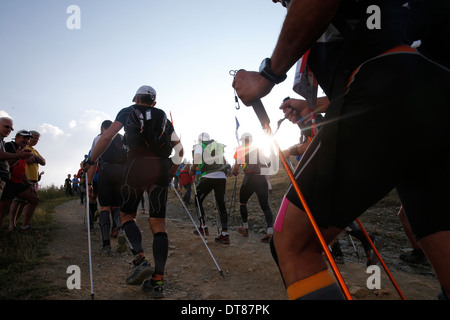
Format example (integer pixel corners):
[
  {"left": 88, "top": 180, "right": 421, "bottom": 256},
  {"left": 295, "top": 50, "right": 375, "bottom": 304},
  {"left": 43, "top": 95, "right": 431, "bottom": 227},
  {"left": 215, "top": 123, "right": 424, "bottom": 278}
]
[{"left": 0, "top": 0, "right": 320, "bottom": 188}]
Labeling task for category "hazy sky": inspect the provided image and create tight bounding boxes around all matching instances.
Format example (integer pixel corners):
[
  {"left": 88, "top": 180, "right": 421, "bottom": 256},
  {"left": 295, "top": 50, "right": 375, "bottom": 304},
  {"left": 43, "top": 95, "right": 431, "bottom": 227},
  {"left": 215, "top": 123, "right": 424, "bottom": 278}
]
[{"left": 0, "top": 0, "right": 316, "bottom": 187}]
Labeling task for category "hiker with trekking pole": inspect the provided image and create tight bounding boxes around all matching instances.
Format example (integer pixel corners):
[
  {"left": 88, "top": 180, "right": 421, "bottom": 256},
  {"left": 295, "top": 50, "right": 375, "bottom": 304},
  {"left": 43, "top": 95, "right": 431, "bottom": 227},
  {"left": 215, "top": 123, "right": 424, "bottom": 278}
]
[
  {"left": 83, "top": 85, "right": 183, "bottom": 298},
  {"left": 190, "top": 132, "right": 231, "bottom": 244},
  {"left": 232, "top": 0, "right": 450, "bottom": 300},
  {"left": 232, "top": 132, "right": 274, "bottom": 243}
]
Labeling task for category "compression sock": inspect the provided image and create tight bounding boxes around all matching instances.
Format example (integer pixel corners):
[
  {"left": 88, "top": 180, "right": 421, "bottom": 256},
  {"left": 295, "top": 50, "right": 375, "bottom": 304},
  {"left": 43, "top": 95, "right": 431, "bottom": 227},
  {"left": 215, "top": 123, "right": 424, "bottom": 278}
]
[
  {"left": 240, "top": 204, "right": 248, "bottom": 223},
  {"left": 111, "top": 207, "right": 122, "bottom": 232},
  {"left": 287, "top": 270, "right": 345, "bottom": 300},
  {"left": 122, "top": 220, "right": 143, "bottom": 255},
  {"left": 99, "top": 210, "right": 111, "bottom": 246},
  {"left": 153, "top": 232, "right": 168, "bottom": 275}
]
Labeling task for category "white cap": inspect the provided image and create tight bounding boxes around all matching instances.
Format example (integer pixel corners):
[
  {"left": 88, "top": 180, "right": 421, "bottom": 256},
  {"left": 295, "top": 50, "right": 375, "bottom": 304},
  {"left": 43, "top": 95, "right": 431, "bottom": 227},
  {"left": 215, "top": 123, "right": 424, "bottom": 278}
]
[
  {"left": 198, "top": 132, "right": 210, "bottom": 143},
  {"left": 132, "top": 85, "right": 156, "bottom": 102},
  {"left": 240, "top": 132, "right": 253, "bottom": 144}
]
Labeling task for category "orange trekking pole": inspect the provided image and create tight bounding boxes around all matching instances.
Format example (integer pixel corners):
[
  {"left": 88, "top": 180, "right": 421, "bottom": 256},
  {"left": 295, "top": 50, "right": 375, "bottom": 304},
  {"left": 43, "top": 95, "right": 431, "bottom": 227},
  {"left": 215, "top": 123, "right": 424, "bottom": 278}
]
[
  {"left": 355, "top": 218, "right": 406, "bottom": 300},
  {"left": 251, "top": 99, "right": 352, "bottom": 300}
]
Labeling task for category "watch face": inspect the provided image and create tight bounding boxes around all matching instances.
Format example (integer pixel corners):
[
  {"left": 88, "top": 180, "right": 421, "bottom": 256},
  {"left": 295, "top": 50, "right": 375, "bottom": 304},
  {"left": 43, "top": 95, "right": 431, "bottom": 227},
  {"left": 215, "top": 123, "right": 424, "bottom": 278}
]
[{"left": 259, "top": 58, "right": 269, "bottom": 73}]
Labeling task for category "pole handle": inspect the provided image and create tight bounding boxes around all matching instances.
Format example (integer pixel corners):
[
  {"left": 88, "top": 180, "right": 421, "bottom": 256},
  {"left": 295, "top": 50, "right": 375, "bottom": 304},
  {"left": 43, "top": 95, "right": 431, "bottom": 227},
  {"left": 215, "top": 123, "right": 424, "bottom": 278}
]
[{"left": 251, "top": 99, "right": 271, "bottom": 131}]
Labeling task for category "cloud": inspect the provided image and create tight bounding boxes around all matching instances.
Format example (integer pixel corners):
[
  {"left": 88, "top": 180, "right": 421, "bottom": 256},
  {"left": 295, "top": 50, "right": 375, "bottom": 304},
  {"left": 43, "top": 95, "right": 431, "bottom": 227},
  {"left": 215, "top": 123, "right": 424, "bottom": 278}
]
[
  {"left": 78, "top": 109, "right": 112, "bottom": 132},
  {"left": 69, "top": 120, "right": 77, "bottom": 128},
  {"left": 39, "top": 123, "right": 66, "bottom": 138}
]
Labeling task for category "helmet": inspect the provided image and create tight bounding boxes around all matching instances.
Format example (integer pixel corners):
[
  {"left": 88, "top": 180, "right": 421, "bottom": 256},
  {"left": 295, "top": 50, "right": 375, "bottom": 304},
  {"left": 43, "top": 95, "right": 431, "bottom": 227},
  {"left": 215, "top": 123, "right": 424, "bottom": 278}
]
[
  {"left": 240, "top": 132, "right": 253, "bottom": 145},
  {"left": 198, "top": 132, "right": 210, "bottom": 143}
]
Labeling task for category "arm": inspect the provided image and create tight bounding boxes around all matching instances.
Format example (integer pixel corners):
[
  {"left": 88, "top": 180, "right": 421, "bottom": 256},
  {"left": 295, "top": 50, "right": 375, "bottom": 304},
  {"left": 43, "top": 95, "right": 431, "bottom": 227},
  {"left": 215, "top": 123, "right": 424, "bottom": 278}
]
[
  {"left": 232, "top": 0, "right": 340, "bottom": 105},
  {"left": 280, "top": 96, "right": 330, "bottom": 124},
  {"left": 0, "top": 149, "right": 33, "bottom": 161}
]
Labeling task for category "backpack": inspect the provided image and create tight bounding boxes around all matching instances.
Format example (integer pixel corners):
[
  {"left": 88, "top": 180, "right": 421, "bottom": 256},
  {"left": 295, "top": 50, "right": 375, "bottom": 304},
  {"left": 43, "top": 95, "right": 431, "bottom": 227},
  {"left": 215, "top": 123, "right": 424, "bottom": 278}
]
[
  {"left": 124, "top": 105, "right": 173, "bottom": 158},
  {"left": 197, "top": 140, "right": 230, "bottom": 176},
  {"left": 100, "top": 133, "right": 127, "bottom": 164}
]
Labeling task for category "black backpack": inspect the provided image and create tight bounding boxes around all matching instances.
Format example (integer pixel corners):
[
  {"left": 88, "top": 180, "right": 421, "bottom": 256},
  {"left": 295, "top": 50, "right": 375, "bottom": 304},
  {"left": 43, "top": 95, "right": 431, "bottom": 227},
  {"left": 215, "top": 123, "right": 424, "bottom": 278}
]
[
  {"left": 124, "top": 104, "right": 173, "bottom": 158},
  {"left": 100, "top": 133, "right": 127, "bottom": 164}
]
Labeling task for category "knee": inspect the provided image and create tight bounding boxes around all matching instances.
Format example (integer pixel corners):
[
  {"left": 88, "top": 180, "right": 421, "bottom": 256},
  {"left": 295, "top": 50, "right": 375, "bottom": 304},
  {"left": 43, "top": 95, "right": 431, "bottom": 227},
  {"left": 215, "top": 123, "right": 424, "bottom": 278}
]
[
  {"left": 121, "top": 212, "right": 135, "bottom": 225},
  {"left": 150, "top": 218, "right": 166, "bottom": 234}
]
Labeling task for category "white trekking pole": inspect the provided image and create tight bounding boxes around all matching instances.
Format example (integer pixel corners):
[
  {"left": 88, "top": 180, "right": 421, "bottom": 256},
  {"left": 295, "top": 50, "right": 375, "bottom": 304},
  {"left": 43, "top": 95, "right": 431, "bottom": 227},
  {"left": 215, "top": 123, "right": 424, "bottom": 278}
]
[
  {"left": 172, "top": 184, "right": 225, "bottom": 280},
  {"left": 85, "top": 171, "right": 94, "bottom": 300}
]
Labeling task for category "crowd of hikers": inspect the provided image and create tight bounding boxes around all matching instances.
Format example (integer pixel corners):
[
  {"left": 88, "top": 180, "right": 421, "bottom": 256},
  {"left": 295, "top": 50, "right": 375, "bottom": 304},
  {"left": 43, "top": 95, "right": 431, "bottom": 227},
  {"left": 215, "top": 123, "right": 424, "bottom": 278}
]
[
  {"left": 78, "top": 0, "right": 449, "bottom": 300},
  {"left": 5, "top": 0, "right": 448, "bottom": 301},
  {"left": 0, "top": 121, "right": 46, "bottom": 233}
]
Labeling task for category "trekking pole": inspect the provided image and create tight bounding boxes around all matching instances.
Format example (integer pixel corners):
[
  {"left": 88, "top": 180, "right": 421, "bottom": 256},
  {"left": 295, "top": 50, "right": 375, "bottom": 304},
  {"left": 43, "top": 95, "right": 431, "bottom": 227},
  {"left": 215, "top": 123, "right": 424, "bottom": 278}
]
[
  {"left": 355, "top": 218, "right": 406, "bottom": 300},
  {"left": 192, "top": 180, "right": 207, "bottom": 236},
  {"left": 251, "top": 99, "right": 353, "bottom": 300},
  {"left": 347, "top": 233, "right": 360, "bottom": 260},
  {"left": 228, "top": 177, "right": 237, "bottom": 223},
  {"left": 172, "top": 184, "right": 226, "bottom": 280},
  {"left": 85, "top": 171, "right": 95, "bottom": 300},
  {"left": 212, "top": 190, "right": 220, "bottom": 234}
]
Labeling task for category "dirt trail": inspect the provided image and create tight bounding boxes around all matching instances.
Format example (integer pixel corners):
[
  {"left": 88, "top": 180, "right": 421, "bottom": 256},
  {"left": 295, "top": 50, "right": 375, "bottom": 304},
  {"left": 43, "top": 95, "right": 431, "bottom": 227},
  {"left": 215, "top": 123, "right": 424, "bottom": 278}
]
[{"left": 30, "top": 186, "right": 441, "bottom": 301}]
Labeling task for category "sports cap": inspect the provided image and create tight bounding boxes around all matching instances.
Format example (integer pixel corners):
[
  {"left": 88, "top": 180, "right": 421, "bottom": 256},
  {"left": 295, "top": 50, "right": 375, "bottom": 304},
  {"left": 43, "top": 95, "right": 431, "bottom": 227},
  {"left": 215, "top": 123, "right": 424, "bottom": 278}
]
[
  {"left": 132, "top": 85, "right": 156, "bottom": 102},
  {"left": 16, "top": 130, "right": 32, "bottom": 137}
]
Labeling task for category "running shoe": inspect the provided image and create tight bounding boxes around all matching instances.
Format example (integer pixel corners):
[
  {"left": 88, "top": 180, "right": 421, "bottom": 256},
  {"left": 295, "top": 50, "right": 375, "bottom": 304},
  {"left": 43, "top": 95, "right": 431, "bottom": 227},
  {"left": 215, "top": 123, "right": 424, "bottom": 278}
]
[
  {"left": 116, "top": 233, "right": 128, "bottom": 253},
  {"left": 142, "top": 278, "right": 165, "bottom": 298},
  {"left": 238, "top": 226, "right": 249, "bottom": 237},
  {"left": 140, "top": 208, "right": 146, "bottom": 215},
  {"left": 194, "top": 226, "right": 209, "bottom": 237},
  {"left": 215, "top": 233, "right": 230, "bottom": 245},
  {"left": 126, "top": 258, "right": 153, "bottom": 285},
  {"left": 19, "top": 225, "right": 32, "bottom": 233},
  {"left": 100, "top": 245, "right": 111, "bottom": 257},
  {"left": 261, "top": 234, "right": 272, "bottom": 243}
]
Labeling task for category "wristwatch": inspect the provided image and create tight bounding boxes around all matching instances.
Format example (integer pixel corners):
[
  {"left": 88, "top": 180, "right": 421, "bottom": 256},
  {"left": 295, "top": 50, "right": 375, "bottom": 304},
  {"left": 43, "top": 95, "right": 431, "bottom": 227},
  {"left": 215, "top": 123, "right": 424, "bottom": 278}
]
[{"left": 259, "top": 58, "right": 287, "bottom": 84}]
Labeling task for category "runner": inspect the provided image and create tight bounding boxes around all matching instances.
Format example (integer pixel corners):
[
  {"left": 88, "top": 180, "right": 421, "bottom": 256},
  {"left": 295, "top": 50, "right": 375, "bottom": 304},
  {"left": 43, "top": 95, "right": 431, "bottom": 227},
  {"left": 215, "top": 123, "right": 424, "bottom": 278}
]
[
  {"left": 190, "top": 133, "right": 231, "bottom": 244},
  {"left": 83, "top": 85, "right": 183, "bottom": 298},
  {"left": 86, "top": 120, "right": 127, "bottom": 256},
  {"left": 232, "top": 133, "right": 274, "bottom": 243},
  {"left": 233, "top": 0, "right": 450, "bottom": 300}
]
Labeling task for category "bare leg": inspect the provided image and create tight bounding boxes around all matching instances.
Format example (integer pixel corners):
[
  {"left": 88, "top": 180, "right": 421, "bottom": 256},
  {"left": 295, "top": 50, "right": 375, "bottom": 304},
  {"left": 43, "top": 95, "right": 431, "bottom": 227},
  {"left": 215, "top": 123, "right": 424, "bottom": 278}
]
[{"left": 418, "top": 231, "right": 450, "bottom": 297}]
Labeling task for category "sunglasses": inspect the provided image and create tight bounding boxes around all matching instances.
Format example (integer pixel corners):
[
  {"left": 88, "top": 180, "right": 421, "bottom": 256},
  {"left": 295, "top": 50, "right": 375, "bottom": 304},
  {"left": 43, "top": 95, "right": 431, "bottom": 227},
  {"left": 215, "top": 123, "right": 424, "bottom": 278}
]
[{"left": 3, "top": 125, "right": 14, "bottom": 131}]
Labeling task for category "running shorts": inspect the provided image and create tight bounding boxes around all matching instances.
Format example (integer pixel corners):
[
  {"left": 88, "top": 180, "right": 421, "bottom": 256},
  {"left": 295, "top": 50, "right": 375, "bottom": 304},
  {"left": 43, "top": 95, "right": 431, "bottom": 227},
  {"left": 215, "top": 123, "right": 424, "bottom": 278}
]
[
  {"left": 0, "top": 181, "right": 29, "bottom": 201},
  {"left": 285, "top": 51, "right": 450, "bottom": 240},
  {"left": 120, "top": 157, "right": 170, "bottom": 217},
  {"left": 97, "top": 162, "right": 126, "bottom": 207}
]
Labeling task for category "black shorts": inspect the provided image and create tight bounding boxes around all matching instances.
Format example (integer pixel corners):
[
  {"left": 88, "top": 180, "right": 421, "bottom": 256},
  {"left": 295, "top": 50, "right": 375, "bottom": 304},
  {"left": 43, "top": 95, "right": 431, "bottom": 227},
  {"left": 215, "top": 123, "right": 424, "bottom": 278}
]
[
  {"left": 120, "top": 157, "right": 170, "bottom": 217},
  {"left": 97, "top": 163, "right": 126, "bottom": 207},
  {"left": 1, "top": 181, "right": 28, "bottom": 201},
  {"left": 286, "top": 52, "right": 450, "bottom": 240}
]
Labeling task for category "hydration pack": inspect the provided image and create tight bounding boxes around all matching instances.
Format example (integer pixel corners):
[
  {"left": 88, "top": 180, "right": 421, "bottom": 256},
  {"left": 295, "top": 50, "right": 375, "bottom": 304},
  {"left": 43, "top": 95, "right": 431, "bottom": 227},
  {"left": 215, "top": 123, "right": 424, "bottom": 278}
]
[
  {"left": 124, "top": 104, "right": 173, "bottom": 158},
  {"left": 197, "top": 140, "right": 230, "bottom": 176},
  {"left": 100, "top": 133, "right": 127, "bottom": 164}
]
